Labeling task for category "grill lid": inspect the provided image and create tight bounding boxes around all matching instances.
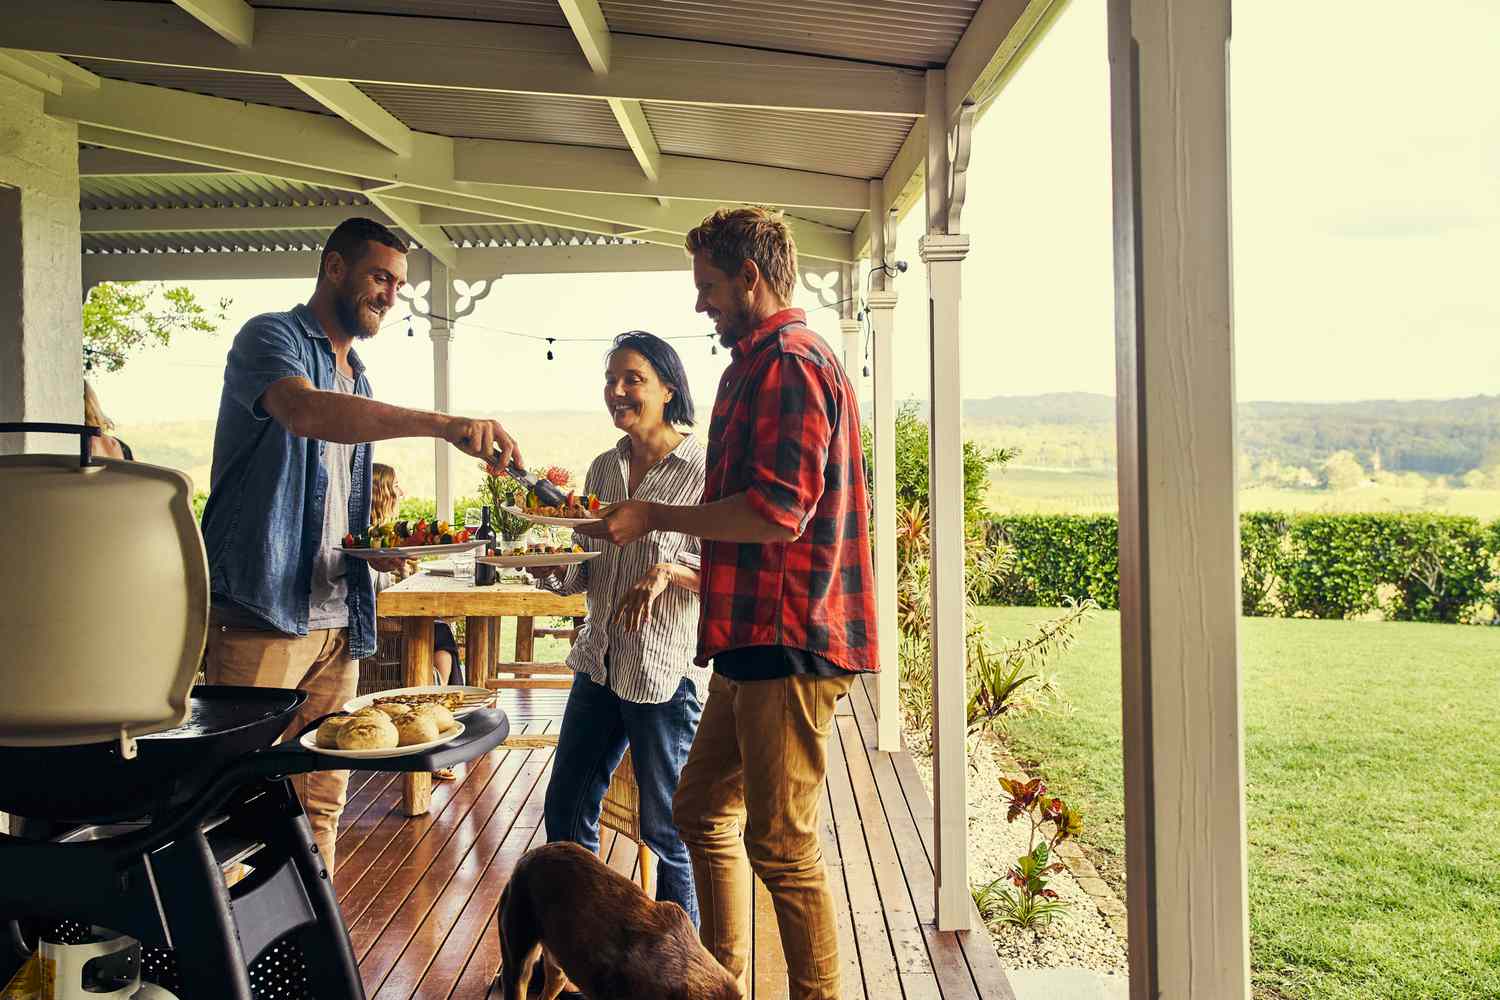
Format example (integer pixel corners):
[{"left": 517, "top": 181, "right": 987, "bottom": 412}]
[{"left": 0, "top": 448, "right": 207, "bottom": 752}]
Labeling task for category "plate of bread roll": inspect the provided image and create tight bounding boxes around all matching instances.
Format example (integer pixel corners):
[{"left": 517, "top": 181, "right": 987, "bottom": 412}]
[{"left": 301, "top": 698, "right": 466, "bottom": 757}]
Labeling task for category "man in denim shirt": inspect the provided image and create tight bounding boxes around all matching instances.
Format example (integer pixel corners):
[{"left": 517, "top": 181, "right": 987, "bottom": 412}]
[{"left": 201, "top": 218, "right": 523, "bottom": 866}]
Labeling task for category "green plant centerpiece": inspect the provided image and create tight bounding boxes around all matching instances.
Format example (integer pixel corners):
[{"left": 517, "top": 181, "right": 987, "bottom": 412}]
[{"left": 481, "top": 465, "right": 574, "bottom": 541}]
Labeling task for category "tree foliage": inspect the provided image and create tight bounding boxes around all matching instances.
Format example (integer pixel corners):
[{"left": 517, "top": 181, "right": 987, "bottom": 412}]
[
  {"left": 862, "top": 400, "right": 1014, "bottom": 527},
  {"left": 83, "top": 282, "right": 231, "bottom": 372}
]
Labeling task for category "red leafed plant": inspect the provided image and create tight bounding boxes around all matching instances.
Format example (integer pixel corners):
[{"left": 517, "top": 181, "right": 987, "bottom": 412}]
[
  {"left": 540, "top": 465, "right": 572, "bottom": 487},
  {"left": 974, "top": 776, "right": 1083, "bottom": 931}
]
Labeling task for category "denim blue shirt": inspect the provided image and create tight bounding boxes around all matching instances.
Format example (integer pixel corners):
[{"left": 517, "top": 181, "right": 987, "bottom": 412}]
[{"left": 200, "top": 304, "right": 377, "bottom": 658}]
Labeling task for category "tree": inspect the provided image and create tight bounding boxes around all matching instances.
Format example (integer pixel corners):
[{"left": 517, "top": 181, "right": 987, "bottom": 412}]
[
  {"left": 83, "top": 282, "right": 231, "bottom": 373},
  {"left": 1461, "top": 469, "right": 1488, "bottom": 490},
  {"left": 861, "top": 401, "right": 1013, "bottom": 527},
  {"left": 1320, "top": 450, "right": 1366, "bottom": 491}
]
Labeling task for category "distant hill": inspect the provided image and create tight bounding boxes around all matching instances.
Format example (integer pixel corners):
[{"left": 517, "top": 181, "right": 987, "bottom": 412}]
[{"left": 118, "top": 393, "right": 1500, "bottom": 496}]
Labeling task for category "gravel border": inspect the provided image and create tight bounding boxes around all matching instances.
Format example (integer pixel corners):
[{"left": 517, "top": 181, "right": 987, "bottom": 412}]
[{"left": 906, "top": 730, "right": 1128, "bottom": 976}]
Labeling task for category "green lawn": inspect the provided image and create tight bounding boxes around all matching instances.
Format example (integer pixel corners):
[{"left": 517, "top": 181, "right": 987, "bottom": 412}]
[{"left": 977, "top": 606, "right": 1500, "bottom": 1000}]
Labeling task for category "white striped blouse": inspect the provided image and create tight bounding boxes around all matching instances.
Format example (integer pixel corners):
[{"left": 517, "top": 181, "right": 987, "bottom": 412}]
[{"left": 541, "top": 434, "right": 710, "bottom": 704}]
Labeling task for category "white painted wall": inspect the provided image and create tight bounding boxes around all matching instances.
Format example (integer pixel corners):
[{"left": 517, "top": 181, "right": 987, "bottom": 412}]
[{"left": 0, "top": 76, "right": 82, "bottom": 455}]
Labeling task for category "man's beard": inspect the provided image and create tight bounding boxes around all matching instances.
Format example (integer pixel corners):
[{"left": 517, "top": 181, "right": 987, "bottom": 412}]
[
  {"left": 714, "top": 296, "right": 753, "bottom": 348},
  {"left": 334, "top": 287, "right": 381, "bottom": 340}
]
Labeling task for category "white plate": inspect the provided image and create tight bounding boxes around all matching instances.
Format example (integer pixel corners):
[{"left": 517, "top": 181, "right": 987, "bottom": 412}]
[
  {"left": 501, "top": 505, "right": 601, "bottom": 528},
  {"left": 476, "top": 551, "right": 599, "bottom": 569},
  {"left": 344, "top": 685, "right": 494, "bottom": 718},
  {"left": 300, "top": 720, "right": 465, "bottom": 758},
  {"left": 342, "top": 540, "right": 486, "bottom": 560}
]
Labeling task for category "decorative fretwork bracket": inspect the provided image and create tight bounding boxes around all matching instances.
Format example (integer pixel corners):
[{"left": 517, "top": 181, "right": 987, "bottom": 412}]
[{"left": 945, "top": 101, "right": 978, "bottom": 235}]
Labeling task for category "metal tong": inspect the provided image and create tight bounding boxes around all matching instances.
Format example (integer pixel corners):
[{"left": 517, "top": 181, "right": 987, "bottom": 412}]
[{"left": 495, "top": 453, "right": 568, "bottom": 507}]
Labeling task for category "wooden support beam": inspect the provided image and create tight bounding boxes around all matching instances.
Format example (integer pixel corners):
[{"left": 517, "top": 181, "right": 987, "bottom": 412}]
[
  {"left": 1, "top": 1, "right": 925, "bottom": 115},
  {"left": 171, "top": 0, "right": 254, "bottom": 48},
  {"left": 79, "top": 148, "right": 228, "bottom": 176},
  {"left": 368, "top": 193, "right": 458, "bottom": 268},
  {"left": 77, "top": 124, "right": 369, "bottom": 192},
  {"left": 557, "top": 0, "right": 611, "bottom": 74},
  {"left": 1108, "top": 1, "right": 1250, "bottom": 997},
  {"left": 284, "top": 76, "right": 414, "bottom": 157}
]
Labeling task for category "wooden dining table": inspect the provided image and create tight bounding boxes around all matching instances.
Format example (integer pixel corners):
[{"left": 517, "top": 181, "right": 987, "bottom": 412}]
[{"left": 376, "top": 571, "right": 585, "bottom": 816}]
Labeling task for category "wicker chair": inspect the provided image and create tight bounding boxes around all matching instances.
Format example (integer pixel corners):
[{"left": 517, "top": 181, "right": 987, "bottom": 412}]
[{"left": 599, "top": 749, "right": 654, "bottom": 896}]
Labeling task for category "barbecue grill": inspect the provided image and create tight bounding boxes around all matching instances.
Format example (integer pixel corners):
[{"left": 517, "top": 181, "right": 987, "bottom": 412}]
[{"left": 0, "top": 424, "right": 511, "bottom": 999}]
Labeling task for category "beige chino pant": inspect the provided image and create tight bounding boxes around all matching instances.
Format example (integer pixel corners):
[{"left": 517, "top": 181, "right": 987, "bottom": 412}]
[
  {"left": 673, "top": 671, "right": 855, "bottom": 1000},
  {"left": 204, "top": 621, "right": 358, "bottom": 870}
]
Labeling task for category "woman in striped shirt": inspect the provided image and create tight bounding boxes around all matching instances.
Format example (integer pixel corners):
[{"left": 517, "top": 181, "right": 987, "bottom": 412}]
[{"left": 532, "top": 331, "right": 710, "bottom": 927}]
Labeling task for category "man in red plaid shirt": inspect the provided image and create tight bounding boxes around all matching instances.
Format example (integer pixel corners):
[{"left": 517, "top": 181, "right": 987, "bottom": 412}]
[{"left": 582, "top": 207, "right": 877, "bottom": 1000}]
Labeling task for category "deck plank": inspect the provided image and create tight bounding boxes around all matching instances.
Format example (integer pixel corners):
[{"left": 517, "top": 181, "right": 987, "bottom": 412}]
[
  {"left": 825, "top": 712, "right": 904, "bottom": 1000},
  {"left": 849, "top": 677, "right": 1017, "bottom": 1000},
  {"left": 340, "top": 691, "right": 1016, "bottom": 1000},
  {"left": 368, "top": 757, "right": 555, "bottom": 999},
  {"left": 338, "top": 734, "right": 525, "bottom": 923}
]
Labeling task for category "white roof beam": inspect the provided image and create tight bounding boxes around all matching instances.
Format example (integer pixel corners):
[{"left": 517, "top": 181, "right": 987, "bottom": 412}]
[
  {"left": 83, "top": 242, "right": 688, "bottom": 286},
  {"left": 171, "top": 0, "right": 254, "bottom": 49},
  {"left": 1, "top": 49, "right": 98, "bottom": 92},
  {"left": 374, "top": 185, "right": 637, "bottom": 239},
  {"left": 81, "top": 204, "right": 393, "bottom": 234},
  {"left": 946, "top": 0, "right": 1068, "bottom": 120},
  {"left": 453, "top": 139, "right": 863, "bottom": 210},
  {"left": 0, "top": 1, "right": 924, "bottom": 116},
  {"left": 56, "top": 78, "right": 851, "bottom": 260},
  {"left": 366, "top": 193, "right": 459, "bottom": 269},
  {"left": 557, "top": 0, "right": 611, "bottom": 75},
  {"left": 284, "top": 76, "right": 414, "bottom": 157},
  {"left": 0, "top": 50, "right": 63, "bottom": 95},
  {"left": 77, "top": 125, "right": 369, "bottom": 192}
]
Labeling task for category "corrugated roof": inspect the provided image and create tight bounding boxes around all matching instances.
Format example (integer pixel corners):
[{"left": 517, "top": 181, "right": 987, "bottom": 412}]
[
  {"left": 248, "top": 0, "right": 568, "bottom": 27},
  {"left": 71, "top": 59, "right": 330, "bottom": 116},
  {"left": 644, "top": 103, "right": 914, "bottom": 179},
  {"left": 241, "top": 0, "right": 979, "bottom": 66},
  {"left": 355, "top": 84, "right": 628, "bottom": 148},
  {"left": 599, "top": 0, "right": 981, "bottom": 66},
  {"left": 80, "top": 174, "right": 369, "bottom": 211},
  {"left": 83, "top": 230, "right": 333, "bottom": 255},
  {"left": 444, "top": 224, "right": 641, "bottom": 248}
]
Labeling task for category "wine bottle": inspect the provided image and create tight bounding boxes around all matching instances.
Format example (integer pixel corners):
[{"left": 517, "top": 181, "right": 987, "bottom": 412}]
[{"left": 474, "top": 505, "right": 497, "bottom": 586}]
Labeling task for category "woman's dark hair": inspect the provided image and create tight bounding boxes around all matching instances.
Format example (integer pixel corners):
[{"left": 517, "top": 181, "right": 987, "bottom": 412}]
[{"left": 609, "top": 331, "right": 695, "bottom": 427}]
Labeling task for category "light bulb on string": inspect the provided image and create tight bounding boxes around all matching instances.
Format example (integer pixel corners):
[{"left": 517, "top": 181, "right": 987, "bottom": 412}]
[
  {"left": 708, "top": 333, "right": 717, "bottom": 356},
  {"left": 546, "top": 338, "right": 555, "bottom": 361},
  {"left": 406, "top": 316, "right": 414, "bottom": 338}
]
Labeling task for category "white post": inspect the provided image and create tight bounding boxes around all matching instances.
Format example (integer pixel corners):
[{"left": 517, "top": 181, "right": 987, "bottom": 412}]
[
  {"left": 838, "top": 264, "right": 862, "bottom": 384},
  {"left": 0, "top": 78, "right": 82, "bottom": 457},
  {"left": 1108, "top": 2, "right": 1250, "bottom": 998},
  {"left": 427, "top": 252, "right": 454, "bottom": 524},
  {"left": 920, "top": 68, "right": 971, "bottom": 933},
  {"left": 867, "top": 178, "right": 901, "bottom": 755}
]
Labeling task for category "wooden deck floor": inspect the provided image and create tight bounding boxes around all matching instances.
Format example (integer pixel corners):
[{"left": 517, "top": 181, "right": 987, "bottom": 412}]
[{"left": 334, "top": 677, "right": 1016, "bottom": 1000}]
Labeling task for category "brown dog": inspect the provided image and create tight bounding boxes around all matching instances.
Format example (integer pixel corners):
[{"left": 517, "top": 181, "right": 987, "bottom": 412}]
[{"left": 497, "top": 841, "right": 741, "bottom": 1000}]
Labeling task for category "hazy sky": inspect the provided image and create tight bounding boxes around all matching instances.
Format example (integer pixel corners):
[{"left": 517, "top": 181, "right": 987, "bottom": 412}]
[{"left": 94, "top": 0, "right": 1500, "bottom": 426}]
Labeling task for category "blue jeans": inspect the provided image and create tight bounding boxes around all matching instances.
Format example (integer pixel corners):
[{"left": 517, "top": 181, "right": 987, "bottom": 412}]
[{"left": 544, "top": 670, "right": 704, "bottom": 925}]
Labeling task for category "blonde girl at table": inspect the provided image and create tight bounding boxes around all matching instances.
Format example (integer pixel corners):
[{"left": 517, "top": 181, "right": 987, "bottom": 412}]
[
  {"left": 370, "top": 463, "right": 462, "bottom": 686},
  {"left": 530, "top": 331, "right": 709, "bottom": 928}
]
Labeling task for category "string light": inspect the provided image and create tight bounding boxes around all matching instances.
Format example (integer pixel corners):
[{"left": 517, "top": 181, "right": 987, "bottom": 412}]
[
  {"left": 708, "top": 333, "right": 717, "bottom": 356},
  {"left": 545, "top": 338, "right": 555, "bottom": 361},
  {"left": 406, "top": 316, "right": 414, "bottom": 337}
]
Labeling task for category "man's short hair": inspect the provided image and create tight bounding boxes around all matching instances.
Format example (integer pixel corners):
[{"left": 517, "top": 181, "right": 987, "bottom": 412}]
[
  {"left": 684, "top": 207, "right": 798, "bottom": 303},
  {"left": 318, "top": 217, "right": 409, "bottom": 281}
]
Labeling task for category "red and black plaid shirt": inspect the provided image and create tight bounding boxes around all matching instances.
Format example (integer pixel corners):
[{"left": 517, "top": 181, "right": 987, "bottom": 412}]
[{"left": 696, "top": 308, "right": 878, "bottom": 674}]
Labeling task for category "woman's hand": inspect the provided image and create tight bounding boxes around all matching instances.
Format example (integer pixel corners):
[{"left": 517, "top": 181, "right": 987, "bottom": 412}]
[{"left": 611, "top": 564, "right": 672, "bottom": 632}]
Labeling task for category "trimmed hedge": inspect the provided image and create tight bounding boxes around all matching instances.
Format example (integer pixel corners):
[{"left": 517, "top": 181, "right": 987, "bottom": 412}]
[{"left": 987, "top": 512, "right": 1500, "bottom": 624}]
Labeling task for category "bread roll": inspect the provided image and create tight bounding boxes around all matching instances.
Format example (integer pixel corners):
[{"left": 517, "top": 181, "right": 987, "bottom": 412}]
[
  {"left": 394, "top": 713, "right": 440, "bottom": 747},
  {"left": 337, "top": 714, "right": 399, "bottom": 751},
  {"left": 315, "top": 714, "right": 357, "bottom": 749},
  {"left": 353, "top": 706, "right": 387, "bottom": 719},
  {"left": 372, "top": 701, "right": 413, "bottom": 720},
  {"left": 414, "top": 703, "right": 455, "bottom": 733}
]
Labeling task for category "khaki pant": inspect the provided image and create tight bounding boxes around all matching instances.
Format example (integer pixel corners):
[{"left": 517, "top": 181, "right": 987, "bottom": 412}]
[
  {"left": 204, "top": 622, "right": 358, "bottom": 869},
  {"left": 672, "top": 671, "right": 854, "bottom": 1000}
]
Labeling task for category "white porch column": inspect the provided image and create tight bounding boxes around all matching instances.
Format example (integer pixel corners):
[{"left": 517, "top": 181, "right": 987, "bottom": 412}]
[
  {"left": 867, "top": 178, "right": 901, "bottom": 755},
  {"left": 0, "top": 77, "right": 82, "bottom": 456},
  {"left": 837, "top": 263, "right": 861, "bottom": 383},
  {"left": 426, "top": 252, "right": 455, "bottom": 524},
  {"left": 920, "top": 68, "right": 974, "bottom": 932},
  {"left": 1108, "top": 2, "right": 1250, "bottom": 999}
]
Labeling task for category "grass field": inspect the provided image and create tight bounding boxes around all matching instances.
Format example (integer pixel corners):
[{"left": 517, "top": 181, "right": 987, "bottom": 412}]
[
  {"left": 986, "top": 466, "right": 1500, "bottom": 519},
  {"left": 978, "top": 606, "right": 1500, "bottom": 1000}
]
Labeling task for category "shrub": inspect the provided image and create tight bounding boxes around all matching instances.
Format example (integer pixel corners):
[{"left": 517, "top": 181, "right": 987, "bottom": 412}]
[
  {"left": 986, "top": 515, "right": 1119, "bottom": 608},
  {"left": 976, "top": 777, "right": 1083, "bottom": 931},
  {"left": 984, "top": 511, "right": 1498, "bottom": 624},
  {"left": 862, "top": 401, "right": 1012, "bottom": 528}
]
